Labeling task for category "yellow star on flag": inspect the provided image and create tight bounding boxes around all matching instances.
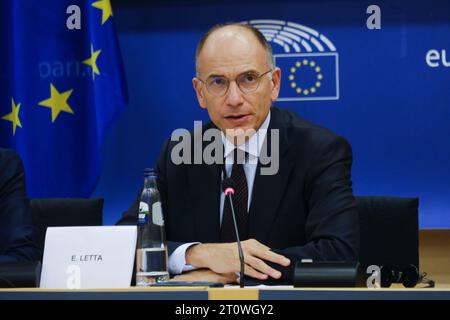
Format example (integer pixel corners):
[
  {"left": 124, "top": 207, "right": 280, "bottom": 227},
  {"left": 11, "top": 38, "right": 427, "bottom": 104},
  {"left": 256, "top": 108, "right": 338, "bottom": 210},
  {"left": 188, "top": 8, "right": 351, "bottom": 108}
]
[
  {"left": 83, "top": 44, "right": 101, "bottom": 80},
  {"left": 1, "top": 98, "right": 22, "bottom": 136},
  {"left": 92, "top": 0, "right": 113, "bottom": 25},
  {"left": 38, "top": 83, "right": 74, "bottom": 123}
]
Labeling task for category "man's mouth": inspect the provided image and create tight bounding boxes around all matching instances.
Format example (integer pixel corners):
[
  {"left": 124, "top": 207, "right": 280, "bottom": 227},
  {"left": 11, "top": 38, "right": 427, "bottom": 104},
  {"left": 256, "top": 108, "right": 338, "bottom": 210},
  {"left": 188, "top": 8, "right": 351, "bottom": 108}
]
[{"left": 225, "top": 114, "right": 249, "bottom": 120}]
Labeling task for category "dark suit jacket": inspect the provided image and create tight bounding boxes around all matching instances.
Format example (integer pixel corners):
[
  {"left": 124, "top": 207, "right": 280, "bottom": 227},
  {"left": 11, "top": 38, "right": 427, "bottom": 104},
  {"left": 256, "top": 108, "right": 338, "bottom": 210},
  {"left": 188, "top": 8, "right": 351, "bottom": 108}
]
[
  {"left": 118, "top": 107, "right": 359, "bottom": 280},
  {"left": 0, "top": 148, "right": 40, "bottom": 262}
]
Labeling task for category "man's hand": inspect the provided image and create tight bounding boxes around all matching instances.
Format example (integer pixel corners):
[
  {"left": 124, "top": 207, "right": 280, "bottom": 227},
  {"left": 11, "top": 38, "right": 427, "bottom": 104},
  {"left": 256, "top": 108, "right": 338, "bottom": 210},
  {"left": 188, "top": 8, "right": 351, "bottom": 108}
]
[
  {"left": 185, "top": 239, "right": 291, "bottom": 281},
  {"left": 171, "top": 269, "right": 237, "bottom": 284}
]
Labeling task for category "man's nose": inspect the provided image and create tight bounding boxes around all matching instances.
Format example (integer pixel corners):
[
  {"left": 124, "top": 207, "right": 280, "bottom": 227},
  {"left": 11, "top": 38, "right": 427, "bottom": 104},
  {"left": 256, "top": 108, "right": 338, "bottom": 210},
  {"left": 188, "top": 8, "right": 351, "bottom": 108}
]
[{"left": 225, "top": 81, "right": 244, "bottom": 106}]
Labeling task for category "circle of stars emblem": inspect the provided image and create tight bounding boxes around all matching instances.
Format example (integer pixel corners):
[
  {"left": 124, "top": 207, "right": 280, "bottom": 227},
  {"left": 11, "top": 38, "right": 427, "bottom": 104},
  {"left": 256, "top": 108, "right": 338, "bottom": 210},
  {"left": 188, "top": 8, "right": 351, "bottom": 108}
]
[{"left": 288, "top": 59, "right": 323, "bottom": 96}]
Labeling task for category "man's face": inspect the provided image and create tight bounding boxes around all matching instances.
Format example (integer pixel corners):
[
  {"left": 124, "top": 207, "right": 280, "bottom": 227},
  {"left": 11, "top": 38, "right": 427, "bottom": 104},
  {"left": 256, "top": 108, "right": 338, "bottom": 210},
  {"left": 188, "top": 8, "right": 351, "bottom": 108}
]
[{"left": 193, "top": 27, "right": 281, "bottom": 140}]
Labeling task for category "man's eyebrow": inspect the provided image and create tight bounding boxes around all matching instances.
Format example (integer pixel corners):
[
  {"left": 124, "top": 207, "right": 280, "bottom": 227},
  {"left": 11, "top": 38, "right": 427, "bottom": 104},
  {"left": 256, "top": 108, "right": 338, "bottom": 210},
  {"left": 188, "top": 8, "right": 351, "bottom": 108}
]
[
  {"left": 241, "top": 69, "right": 259, "bottom": 74},
  {"left": 237, "top": 69, "right": 261, "bottom": 76},
  {"left": 206, "top": 69, "right": 260, "bottom": 78},
  {"left": 207, "top": 73, "right": 225, "bottom": 78}
]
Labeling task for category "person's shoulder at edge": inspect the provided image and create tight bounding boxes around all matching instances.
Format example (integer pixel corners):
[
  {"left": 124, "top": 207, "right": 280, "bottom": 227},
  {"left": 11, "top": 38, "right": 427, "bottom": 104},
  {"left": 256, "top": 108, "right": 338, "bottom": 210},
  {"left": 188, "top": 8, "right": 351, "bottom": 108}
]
[
  {"left": 0, "top": 148, "right": 25, "bottom": 188},
  {"left": 0, "top": 148, "right": 41, "bottom": 262},
  {"left": 0, "top": 147, "right": 22, "bottom": 165}
]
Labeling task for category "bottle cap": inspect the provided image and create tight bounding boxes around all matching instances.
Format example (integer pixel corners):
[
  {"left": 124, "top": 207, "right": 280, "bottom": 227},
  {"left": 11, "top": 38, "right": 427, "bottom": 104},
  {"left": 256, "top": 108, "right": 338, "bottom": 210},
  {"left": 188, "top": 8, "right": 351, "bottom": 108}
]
[{"left": 144, "top": 168, "right": 156, "bottom": 177}]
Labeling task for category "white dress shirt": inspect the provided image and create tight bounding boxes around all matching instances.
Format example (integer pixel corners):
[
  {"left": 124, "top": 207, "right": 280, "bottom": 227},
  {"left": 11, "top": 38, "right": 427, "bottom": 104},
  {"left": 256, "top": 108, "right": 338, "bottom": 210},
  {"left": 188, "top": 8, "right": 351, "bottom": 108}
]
[{"left": 168, "top": 111, "right": 271, "bottom": 275}]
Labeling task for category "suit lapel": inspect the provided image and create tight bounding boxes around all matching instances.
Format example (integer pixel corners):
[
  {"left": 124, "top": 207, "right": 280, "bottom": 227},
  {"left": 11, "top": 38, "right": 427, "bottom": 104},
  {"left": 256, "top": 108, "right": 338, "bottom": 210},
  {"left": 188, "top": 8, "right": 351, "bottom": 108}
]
[{"left": 248, "top": 108, "right": 294, "bottom": 243}]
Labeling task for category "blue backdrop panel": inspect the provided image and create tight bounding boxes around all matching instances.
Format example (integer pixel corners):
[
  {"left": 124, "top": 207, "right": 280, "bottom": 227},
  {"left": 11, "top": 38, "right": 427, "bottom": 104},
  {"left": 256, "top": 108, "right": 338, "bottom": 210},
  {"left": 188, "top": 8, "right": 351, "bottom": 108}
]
[{"left": 91, "top": 0, "right": 450, "bottom": 228}]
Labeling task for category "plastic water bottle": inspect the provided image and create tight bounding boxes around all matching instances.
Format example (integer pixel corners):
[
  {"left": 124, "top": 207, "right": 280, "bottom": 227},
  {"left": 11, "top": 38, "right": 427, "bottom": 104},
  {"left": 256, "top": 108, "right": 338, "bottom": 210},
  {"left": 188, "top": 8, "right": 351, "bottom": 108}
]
[{"left": 135, "top": 168, "right": 169, "bottom": 286}]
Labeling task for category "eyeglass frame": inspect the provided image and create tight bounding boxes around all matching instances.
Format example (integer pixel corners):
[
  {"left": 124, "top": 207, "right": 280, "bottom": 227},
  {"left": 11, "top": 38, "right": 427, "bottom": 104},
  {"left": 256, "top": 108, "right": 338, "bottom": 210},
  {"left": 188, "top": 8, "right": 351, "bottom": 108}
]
[{"left": 196, "top": 69, "right": 273, "bottom": 97}]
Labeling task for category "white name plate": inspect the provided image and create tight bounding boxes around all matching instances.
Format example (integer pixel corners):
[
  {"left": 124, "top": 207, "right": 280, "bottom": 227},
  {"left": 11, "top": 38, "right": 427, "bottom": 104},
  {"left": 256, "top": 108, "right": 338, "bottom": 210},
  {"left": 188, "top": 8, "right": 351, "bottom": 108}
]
[{"left": 40, "top": 226, "right": 137, "bottom": 289}]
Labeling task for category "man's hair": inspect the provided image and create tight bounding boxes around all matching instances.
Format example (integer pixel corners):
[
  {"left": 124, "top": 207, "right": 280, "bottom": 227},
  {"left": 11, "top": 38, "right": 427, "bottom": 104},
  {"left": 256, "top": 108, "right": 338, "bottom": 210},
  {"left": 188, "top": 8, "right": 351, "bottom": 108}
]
[{"left": 195, "top": 23, "right": 275, "bottom": 76}]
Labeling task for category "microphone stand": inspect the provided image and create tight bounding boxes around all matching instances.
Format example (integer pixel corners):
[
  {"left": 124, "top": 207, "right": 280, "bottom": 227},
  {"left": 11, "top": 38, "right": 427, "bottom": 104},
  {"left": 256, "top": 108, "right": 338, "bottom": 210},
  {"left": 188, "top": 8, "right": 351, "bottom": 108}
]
[{"left": 224, "top": 190, "right": 245, "bottom": 288}]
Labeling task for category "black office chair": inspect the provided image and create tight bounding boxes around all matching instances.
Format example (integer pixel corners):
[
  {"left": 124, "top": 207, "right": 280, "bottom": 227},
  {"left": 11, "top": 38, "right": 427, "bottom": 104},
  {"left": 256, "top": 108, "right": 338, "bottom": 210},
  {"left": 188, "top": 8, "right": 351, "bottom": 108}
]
[
  {"left": 30, "top": 198, "right": 104, "bottom": 260},
  {"left": 356, "top": 196, "right": 419, "bottom": 271}
]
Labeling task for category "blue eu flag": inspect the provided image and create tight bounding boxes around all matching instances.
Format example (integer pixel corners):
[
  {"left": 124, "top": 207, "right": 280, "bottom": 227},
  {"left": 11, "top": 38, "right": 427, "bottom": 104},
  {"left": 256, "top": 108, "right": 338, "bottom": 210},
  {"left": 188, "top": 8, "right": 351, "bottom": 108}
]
[
  {"left": 0, "top": 0, "right": 127, "bottom": 197},
  {"left": 275, "top": 53, "right": 339, "bottom": 101}
]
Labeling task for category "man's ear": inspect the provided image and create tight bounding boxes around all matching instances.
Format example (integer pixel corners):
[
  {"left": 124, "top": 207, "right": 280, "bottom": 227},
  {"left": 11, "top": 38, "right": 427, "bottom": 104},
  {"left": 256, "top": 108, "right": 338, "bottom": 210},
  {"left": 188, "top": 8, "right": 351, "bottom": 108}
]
[
  {"left": 193, "top": 77, "right": 207, "bottom": 109},
  {"left": 270, "top": 67, "right": 281, "bottom": 102}
]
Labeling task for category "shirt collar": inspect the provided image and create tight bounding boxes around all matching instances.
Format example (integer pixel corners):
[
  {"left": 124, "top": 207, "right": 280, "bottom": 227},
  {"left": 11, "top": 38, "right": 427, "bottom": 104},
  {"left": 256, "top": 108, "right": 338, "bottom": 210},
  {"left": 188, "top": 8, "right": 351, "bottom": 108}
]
[{"left": 222, "top": 110, "right": 271, "bottom": 160}]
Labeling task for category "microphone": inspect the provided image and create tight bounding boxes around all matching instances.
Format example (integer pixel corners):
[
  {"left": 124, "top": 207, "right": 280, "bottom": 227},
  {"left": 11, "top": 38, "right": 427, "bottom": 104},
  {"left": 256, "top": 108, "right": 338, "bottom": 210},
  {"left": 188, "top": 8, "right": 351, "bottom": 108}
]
[
  {"left": 294, "top": 261, "right": 361, "bottom": 287},
  {"left": 222, "top": 177, "right": 245, "bottom": 288}
]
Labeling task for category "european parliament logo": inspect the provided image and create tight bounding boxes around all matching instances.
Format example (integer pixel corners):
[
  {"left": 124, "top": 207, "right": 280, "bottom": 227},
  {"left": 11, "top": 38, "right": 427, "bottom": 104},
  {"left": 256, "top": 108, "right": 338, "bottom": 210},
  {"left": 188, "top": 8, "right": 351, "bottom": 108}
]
[{"left": 246, "top": 20, "right": 339, "bottom": 101}]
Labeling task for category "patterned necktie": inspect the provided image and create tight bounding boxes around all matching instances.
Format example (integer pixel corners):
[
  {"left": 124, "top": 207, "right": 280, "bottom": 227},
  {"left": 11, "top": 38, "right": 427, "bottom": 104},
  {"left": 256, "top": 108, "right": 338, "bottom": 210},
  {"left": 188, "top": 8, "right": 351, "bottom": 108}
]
[{"left": 220, "top": 149, "right": 249, "bottom": 243}]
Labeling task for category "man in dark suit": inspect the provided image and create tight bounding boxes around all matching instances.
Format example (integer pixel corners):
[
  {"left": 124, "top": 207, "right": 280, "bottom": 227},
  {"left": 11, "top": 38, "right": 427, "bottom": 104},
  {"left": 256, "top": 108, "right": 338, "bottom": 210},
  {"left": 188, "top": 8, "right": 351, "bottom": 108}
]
[
  {"left": 119, "top": 23, "right": 359, "bottom": 284},
  {"left": 0, "top": 148, "right": 39, "bottom": 262}
]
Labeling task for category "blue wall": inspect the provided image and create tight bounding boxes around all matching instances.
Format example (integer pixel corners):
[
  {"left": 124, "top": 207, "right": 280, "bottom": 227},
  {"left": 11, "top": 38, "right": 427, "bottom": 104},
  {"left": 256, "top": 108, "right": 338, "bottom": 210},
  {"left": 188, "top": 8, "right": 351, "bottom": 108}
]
[{"left": 93, "top": 0, "right": 450, "bottom": 228}]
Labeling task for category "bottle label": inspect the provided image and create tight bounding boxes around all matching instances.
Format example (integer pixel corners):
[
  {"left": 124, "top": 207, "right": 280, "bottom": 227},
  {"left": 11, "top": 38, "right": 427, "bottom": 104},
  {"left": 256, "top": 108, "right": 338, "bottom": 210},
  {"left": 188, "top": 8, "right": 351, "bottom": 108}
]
[
  {"left": 152, "top": 201, "right": 164, "bottom": 226},
  {"left": 138, "top": 202, "right": 149, "bottom": 225}
]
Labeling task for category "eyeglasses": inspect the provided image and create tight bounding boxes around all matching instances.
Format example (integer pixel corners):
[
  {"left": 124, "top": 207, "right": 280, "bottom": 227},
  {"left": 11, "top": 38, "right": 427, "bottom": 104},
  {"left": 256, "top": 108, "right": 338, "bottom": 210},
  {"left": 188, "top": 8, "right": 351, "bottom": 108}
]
[{"left": 197, "top": 69, "right": 272, "bottom": 97}]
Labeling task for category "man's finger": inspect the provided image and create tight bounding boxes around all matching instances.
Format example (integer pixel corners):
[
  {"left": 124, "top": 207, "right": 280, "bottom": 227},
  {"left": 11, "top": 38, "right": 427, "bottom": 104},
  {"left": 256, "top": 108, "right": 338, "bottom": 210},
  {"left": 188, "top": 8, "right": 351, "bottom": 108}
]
[
  {"left": 245, "top": 256, "right": 282, "bottom": 279},
  {"left": 243, "top": 264, "right": 269, "bottom": 280},
  {"left": 246, "top": 245, "right": 291, "bottom": 267}
]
